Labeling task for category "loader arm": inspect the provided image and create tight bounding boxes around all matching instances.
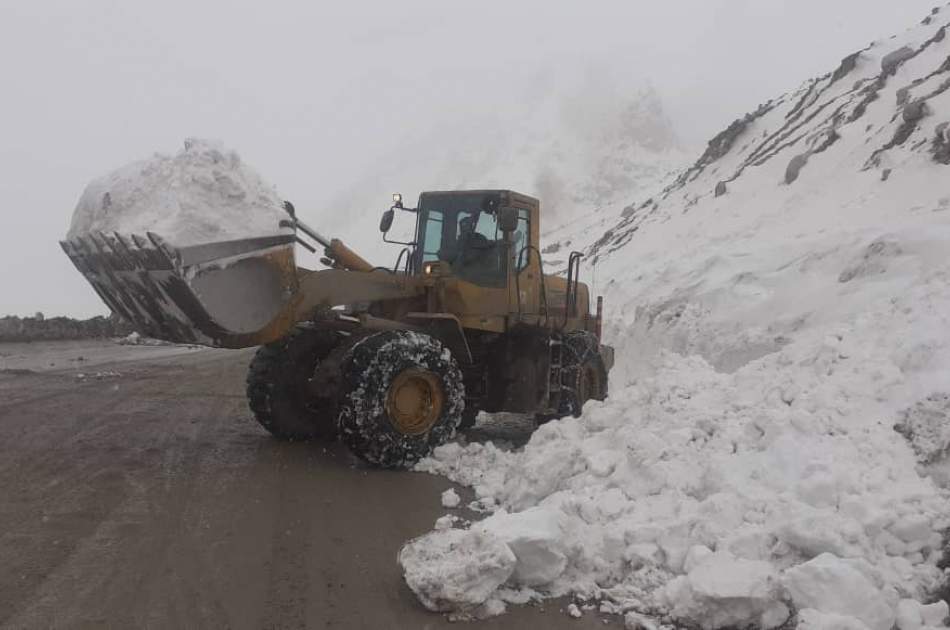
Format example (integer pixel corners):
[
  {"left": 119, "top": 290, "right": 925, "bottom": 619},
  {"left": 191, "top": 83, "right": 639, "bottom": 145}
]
[{"left": 292, "top": 216, "right": 374, "bottom": 273}]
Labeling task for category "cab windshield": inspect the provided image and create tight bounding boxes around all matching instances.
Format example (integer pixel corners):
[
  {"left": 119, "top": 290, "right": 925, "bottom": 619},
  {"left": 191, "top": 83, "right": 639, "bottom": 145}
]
[{"left": 416, "top": 193, "right": 507, "bottom": 288}]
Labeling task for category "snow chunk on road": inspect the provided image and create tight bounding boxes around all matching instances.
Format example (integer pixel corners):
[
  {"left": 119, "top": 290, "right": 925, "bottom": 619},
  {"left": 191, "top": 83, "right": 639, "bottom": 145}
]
[
  {"left": 476, "top": 506, "right": 567, "bottom": 587},
  {"left": 68, "top": 138, "right": 289, "bottom": 246},
  {"left": 783, "top": 553, "right": 896, "bottom": 630},
  {"left": 663, "top": 551, "right": 787, "bottom": 630},
  {"left": 798, "top": 608, "right": 876, "bottom": 630},
  {"left": 441, "top": 488, "right": 461, "bottom": 508},
  {"left": 398, "top": 528, "right": 515, "bottom": 613},
  {"left": 894, "top": 599, "right": 950, "bottom": 629}
]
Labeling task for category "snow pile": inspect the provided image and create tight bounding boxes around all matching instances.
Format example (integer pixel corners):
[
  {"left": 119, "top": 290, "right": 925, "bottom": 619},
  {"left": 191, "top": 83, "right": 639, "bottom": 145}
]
[
  {"left": 68, "top": 138, "right": 289, "bottom": 246},
  {"left": 116, "top": 331, "right": 172, "bottom": 346},
  {"left": 401, "top": 6, "right": 950, "bottom": 627}
]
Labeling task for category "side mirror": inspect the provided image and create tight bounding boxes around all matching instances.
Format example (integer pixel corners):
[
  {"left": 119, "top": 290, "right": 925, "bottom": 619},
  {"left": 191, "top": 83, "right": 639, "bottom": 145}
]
[
  {"left": 498, "top": 207, "right": 519, "bottom": 233},
  {"left": 379, "top": 209, "right": 395, "bottom": 233}
]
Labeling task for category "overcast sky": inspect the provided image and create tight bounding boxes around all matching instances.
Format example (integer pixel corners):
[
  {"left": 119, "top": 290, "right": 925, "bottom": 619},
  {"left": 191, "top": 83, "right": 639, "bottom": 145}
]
[{"left": 0, "top": 0, "right": 937, "bottom": 317}]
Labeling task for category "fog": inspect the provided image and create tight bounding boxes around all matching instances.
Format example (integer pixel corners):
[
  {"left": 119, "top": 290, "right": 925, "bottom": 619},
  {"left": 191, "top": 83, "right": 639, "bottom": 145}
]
[{"left": 0, "top": 0, "right": 936, "bottom": 317}]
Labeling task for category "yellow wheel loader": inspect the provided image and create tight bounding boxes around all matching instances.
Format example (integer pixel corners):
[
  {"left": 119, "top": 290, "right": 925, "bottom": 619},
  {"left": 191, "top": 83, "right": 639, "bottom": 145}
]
[{"left": 61, "top": 190, "right": 614, "bottom": 468}]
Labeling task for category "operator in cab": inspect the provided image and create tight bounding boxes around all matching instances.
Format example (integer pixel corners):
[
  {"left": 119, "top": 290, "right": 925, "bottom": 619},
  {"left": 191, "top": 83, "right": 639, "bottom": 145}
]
[{"left": 453, "top": 213, "right": 501, "bottom": 279}]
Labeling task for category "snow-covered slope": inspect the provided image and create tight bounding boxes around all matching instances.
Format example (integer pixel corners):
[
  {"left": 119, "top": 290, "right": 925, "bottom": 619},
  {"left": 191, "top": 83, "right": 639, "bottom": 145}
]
[{"left": 402, "top": 7, "right": 950, "bottom": 629}]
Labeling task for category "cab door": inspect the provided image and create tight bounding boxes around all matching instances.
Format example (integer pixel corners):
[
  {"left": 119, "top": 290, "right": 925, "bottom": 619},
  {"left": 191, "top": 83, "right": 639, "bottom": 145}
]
[{"left": 507, "top": 205, "right": 545, "bottom": 326}]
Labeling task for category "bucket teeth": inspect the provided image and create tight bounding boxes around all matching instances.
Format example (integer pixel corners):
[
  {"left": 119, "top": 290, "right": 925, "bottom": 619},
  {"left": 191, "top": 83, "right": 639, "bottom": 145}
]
[{"left": 60, "top": 232, "right": 298, "bottom": 348}]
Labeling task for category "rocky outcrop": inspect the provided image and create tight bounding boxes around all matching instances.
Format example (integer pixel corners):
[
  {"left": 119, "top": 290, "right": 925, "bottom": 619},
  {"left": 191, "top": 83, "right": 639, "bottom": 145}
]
[
  {"left": 934, "top": 121, "right": 950, "bottom": 163},
  {"left": 883, "top": 46, "right": 916, "bottom": 75},
  {"left": 582, "top": 5, "right": 950, "bottom": 264},
  {"left": 785, "top": 154, "right": 810, "bottom": 185},
  {"left": 670, "top": 102, "right": 778, "bottom": 190}
]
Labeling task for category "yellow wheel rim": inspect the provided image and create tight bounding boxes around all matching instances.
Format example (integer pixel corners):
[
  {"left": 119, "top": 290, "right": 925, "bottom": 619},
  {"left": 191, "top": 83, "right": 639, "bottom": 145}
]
[{"left": 386, "top": 369, "right": 444, "bottom": 435}]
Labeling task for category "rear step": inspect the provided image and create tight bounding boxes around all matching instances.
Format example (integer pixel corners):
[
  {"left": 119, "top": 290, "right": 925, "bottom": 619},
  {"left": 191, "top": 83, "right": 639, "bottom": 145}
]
[{"left": 60, "top": 232, "right": 298, "bottom": 348}]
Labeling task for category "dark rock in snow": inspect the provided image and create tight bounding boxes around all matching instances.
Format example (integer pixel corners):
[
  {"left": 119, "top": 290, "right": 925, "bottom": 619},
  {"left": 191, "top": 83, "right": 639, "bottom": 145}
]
[
  {"left": 715, "top": 181, "right": 728, "bottom": 197},
  {"left": 785, "top": 154, "right": 810, "bottom": 185},
  {"left": 934, "top": 122, "right": 950, "bottom": 164},
  {"left": 882, "top": 46, "right": 916, "bottom": 75},
  {"left": 882, "top": 168, "right": 893, "bottom": 181},
  {"left": 813, "top": 129, "right": 841, "bottom": 154},
  {"left": 897, "top": 87, "right": 912, "bottom": 106},
  {"left": 838, "top": 238, "right": 902, "bottom": 283},
  {"left": 832, "top": 51, "right": 863, "bottom": 84},
  {"left": 903, "top": 100, "right": 930, "bottom": 123}
]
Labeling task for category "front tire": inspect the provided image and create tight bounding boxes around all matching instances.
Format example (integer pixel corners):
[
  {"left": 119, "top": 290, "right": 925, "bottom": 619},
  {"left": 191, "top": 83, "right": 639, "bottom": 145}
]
[
  {"left": 246, "top": 327, "right": 343, "bottom": 441},
  {"left": 337, "top": 331, "right": 464, "bottom": 468}
]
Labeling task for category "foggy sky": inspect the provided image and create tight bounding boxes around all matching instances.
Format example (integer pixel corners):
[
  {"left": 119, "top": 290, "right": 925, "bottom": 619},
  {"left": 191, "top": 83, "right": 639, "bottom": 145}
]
[{"left": 0, "top": 0, "right": 938, "bottom": 317}]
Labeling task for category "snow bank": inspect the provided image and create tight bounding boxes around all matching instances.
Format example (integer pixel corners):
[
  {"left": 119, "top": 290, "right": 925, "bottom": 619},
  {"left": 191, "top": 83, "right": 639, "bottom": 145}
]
[
  {"left": 68, "top": 138, "right": 289, "bottom": 246},
  {"left": 415, "top": 291, "right": 950, "bottom": 623},
  {"left": 116, "top": 331, "right": 172, "bottom": 346},
  {"left": 402, "top": 6, "right": 950, "bottom": 627}
]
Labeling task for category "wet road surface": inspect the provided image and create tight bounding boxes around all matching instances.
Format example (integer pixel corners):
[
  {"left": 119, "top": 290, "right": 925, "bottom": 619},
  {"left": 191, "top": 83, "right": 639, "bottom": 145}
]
[{"left": 0, "top": 341, "right": 612, "bottom": 629}]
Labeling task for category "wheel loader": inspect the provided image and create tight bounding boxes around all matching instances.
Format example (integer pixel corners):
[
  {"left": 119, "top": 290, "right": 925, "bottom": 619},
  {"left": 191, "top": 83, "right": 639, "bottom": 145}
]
[{"left": 61, "top": 189, "right": 614, "bottom": 467}]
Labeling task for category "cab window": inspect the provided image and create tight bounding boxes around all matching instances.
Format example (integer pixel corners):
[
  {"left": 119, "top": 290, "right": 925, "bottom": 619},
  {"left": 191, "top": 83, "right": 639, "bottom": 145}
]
[
  {"left": 416, "top": 193, "right": 508, "bottom": 288},
  {"left": 512, "top": 209, "right": 530, "bottom": 271}
]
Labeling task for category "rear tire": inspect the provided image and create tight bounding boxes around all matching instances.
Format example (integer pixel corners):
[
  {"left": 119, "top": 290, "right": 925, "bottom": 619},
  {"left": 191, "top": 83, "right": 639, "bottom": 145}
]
[
  {"left": 337, "top": 330, "right": 464, "bottom": 468},
  {"left": 558, "top": 331, "right": 608, "bottom": 418},
  {"left": 246, "top": 327, "right": 343, "bottom": 441}
]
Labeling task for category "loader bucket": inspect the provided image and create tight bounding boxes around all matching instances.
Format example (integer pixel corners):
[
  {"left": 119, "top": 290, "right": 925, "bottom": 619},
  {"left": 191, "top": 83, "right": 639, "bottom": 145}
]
[{"left": 60, "top": 232, "right": 300, "bottom": 348}]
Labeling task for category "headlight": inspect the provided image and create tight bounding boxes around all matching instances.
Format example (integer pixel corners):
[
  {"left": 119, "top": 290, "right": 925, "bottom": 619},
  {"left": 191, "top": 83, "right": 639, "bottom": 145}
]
[{"left": 423, "top": 261, "right": 447, "bottom": 276}]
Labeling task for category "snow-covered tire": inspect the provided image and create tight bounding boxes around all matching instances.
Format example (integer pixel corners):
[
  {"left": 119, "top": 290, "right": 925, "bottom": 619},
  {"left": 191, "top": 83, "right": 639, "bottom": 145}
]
[
  {"left": 246, "top": 327, "right": 343, "bottom": 441},
  {"left": 337, "top": 330, "right": 464, "bottom": 468},
  {"left": 559, "top": 331, "right": 608, "bottom": 418}
]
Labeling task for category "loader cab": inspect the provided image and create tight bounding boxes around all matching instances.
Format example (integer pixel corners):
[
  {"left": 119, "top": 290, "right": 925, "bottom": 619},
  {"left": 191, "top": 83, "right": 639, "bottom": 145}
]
[{"left": 413, "top": 190, "right": 534, "bottom": 289}]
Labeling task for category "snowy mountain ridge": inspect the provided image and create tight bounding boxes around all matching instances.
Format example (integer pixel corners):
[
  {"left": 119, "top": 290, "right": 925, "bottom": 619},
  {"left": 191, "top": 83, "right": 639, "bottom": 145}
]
[
  {"left": 401, "top": 6, "right": 950, "bottom": 629},
  {"left": 583, "top": 7, "right": 950, "bottom": 265},
  {"left": 320, "top": 82, "right": 687, "bottom": 264}
]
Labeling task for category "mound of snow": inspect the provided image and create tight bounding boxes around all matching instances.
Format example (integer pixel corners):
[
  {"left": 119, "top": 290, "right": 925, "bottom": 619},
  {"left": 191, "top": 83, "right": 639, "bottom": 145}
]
[
  {"left": 402, "top": 6, "right": 950, "bottom": 627},
  {"left": 68, "top": 138, "right": 289, "bottom": 247},
  {"left": 398, "top": 528, "right": 516, "bottom": 615}
]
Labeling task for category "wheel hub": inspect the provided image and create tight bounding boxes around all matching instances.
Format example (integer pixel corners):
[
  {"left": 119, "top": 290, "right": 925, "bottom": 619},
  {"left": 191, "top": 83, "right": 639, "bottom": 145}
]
[{"left": 386, "top": 369, "right": 444, "bottom": 435}]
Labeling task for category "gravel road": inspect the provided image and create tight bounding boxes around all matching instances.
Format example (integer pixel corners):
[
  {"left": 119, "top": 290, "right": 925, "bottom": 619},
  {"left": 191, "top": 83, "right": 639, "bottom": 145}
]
[{"left": 0, "top": 341, "right": 610, "bottom": 629}]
